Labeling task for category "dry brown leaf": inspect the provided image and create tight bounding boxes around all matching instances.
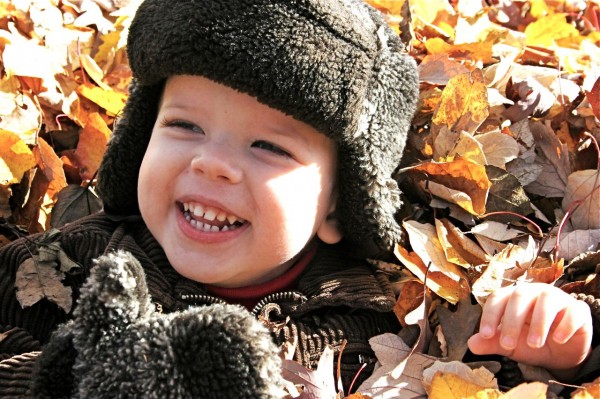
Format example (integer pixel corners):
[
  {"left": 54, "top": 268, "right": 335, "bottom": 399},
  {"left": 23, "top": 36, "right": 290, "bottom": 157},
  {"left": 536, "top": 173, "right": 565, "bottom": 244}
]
[
  {"left": 543, "top": 229, "right": 600, "bottom": 262},
  {"left": 503, "top": 77, "right": 556, "bottom": 121},
  {"left": 418, "top": 54, "right": 470, "bottom": 86},
  {"left": 281, "top": 345, "right": 337, "bottom": 399},
  {"left": 470, "top": 221, "right": 524, "bottom": 242},
  {"left": 435, "top": 300, "right": 482, "bottom": 361},
  {"left": 432, "top": 69, "right": 489, "bottom": 134},
  {"left": 585, "top": 77, "right": 600, "bottom": 120},
  {"left": 357, "top": 333, "right": 436, "bottom": 399},
  {"left": 525, "top": 121, "right": 571, "bottom": 198},
  {"left": 15, "top": 257, "right": 72, "bottom": 313},
  {"left": 475, "top": 131, "right": 519, "bottom": 169},
  {"left": 562, "top": 169, "right": 600, "bottom": 230}
]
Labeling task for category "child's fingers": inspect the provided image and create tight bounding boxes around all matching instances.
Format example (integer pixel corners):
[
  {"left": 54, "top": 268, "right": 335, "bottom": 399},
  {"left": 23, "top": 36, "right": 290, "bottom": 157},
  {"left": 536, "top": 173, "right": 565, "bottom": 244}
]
[
  {"left": 550, "top": 299, "right": 592, "bottom": 344},
  {"left": 497, "top": 285, "right": 539, "bottom": 350},
  {"left": 526, "top": 287, "right": 562, "bottom": 348},
  {"left": 478, "top": 285, "right": 515, "bottom": 339}
]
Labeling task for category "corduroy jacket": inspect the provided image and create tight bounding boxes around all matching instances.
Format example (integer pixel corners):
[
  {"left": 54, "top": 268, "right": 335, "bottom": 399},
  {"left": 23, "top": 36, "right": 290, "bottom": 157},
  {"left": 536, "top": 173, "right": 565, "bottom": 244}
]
[{"left": 0, "top": 211, "right": 400, "bottom": 396}]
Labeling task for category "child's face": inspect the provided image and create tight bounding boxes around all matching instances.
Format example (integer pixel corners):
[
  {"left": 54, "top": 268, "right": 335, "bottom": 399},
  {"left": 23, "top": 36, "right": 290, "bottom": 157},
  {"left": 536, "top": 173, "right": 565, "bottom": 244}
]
[{"left": 138, "top": 75, "right": 341, "bottom": 287}]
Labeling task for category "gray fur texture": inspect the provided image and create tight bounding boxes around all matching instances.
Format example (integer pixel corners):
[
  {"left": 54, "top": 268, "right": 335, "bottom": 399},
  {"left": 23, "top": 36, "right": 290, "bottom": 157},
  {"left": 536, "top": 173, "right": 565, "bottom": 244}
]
[
  {"left": 97, "top": 0, "right": 419, "bottom": 259},
  {"left": 31, "top": 251, "right": 284, "bottom": 398}
]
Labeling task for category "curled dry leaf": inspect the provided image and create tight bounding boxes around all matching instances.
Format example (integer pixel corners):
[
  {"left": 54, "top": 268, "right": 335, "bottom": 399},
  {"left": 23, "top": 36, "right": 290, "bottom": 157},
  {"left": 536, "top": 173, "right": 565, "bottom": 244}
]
[
  {"left": 407, "top": 157, "right": 491, "bottom": 215},
  {"left": 435, "top": 218, "right": 488, "bottom": 268},
  {"left": 15, "top": 257, "right": 73, "bottom": 313}
]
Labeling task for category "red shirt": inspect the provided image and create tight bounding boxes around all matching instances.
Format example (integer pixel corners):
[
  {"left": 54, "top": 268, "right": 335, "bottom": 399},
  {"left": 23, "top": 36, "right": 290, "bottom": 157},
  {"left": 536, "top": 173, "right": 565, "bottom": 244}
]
[{"left": 204, "top": 244, "right": 317, "bottom": 310}]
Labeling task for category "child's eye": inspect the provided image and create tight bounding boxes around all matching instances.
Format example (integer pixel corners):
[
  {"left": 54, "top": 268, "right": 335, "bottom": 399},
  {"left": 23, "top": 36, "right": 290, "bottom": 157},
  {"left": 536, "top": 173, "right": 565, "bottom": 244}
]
[
  {"left": 162, "top": 119, "right": 204, "bottom": 134},
  {"left": 252, "top": 140, "right": 292, "bottom": 158}
]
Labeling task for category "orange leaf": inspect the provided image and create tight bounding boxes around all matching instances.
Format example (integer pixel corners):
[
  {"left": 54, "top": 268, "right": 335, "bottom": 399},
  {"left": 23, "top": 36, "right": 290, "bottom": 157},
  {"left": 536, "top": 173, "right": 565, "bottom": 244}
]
[
  {"left": 0, "top": 130, "right": 36, "bottom": 186},
  {"left": 432, "top": 69, "right": 489, "bottom": 134},
  {"left": 425, "top": 38, "right": 496, "bottom": 65},
  {"left": 408, "top": 157, "right": 491, "bottom": 215},
  {"left": 571, "top": 376, "right": 600, "bottom": 399},
  {"left": 74, "top": 112, "right": 111, "bottom": 180},
  {"left": 34, "top": 137, "right": 67, "bottom": 198},
  {"left": 585, "top": 76, "right": 600, "bottom": 120},
  {"left": 393, "top": 279, "right": 424, "bottom": 327},
  {"left": 394, "top": 244, "right": 468, "bottom": 305}
]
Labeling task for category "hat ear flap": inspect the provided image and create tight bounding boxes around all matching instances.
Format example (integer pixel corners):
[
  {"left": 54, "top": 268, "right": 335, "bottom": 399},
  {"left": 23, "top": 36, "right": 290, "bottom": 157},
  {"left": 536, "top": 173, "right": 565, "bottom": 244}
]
[{"left": 97, "top": 81, "right": 163, "bottom": 215}]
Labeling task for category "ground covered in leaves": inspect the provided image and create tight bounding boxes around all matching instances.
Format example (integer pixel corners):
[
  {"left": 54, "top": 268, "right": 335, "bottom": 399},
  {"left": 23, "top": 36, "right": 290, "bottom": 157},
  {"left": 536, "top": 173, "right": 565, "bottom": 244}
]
[{"left": 0, "top": 0, "right": 599, "bottom": 398}]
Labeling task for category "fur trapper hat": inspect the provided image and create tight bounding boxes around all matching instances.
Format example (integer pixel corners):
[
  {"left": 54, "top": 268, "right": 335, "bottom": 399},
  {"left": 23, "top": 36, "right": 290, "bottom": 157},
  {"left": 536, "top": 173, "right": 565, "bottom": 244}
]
[{"left": 97, "top": 0, "right": 419, "bottom": 258}]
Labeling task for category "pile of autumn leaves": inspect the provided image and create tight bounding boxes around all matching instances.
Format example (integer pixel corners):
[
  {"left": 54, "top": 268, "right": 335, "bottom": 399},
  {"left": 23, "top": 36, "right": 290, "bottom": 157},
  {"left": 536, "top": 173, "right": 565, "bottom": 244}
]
[{"left": 1, "top": 0, "right": 600, "bottom": 398}]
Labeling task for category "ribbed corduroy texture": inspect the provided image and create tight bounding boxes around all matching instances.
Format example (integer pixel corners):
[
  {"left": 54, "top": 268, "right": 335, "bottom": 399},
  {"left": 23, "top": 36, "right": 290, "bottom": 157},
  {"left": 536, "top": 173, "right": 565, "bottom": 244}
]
[
  {"left": 97, "top": 0, "right": 419, "bottom": 258},
  {"left": 0, "top": 212, "right": 399, "bottom": 396}
]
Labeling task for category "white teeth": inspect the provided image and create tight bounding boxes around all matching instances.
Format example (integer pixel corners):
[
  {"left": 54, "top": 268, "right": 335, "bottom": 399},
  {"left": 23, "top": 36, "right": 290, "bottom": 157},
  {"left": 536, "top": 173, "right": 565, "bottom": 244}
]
[
  {"left": 182, "top": 202, "right": 245, "bottom": 227},
  {"left": 221, "top": 226, "right": 229, "bottom": 232},
  {"left": 193, "top": 204, "right": 205, "bottom": 217},
  {"left": 210, "top": 225, "right": 219, "bottom": 232},
  {"left": 203, "top": 223, "right": 211, "bottom": 232},
  {"left": 204, "top": 208, "right": 217, "bottom": 221}
]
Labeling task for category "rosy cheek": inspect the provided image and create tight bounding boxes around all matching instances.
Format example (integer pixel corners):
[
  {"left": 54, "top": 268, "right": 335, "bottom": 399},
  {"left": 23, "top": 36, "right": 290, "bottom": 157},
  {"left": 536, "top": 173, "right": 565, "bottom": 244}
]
[{"left": 266, "top": 165, "right": 324, "bottom": 233}]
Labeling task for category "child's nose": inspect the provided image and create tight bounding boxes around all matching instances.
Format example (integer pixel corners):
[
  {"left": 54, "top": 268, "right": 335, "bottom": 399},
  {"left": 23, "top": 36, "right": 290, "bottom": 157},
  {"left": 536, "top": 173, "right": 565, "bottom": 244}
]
[{"left": 189, "top": 143, "right": 243, "bottom": 183}]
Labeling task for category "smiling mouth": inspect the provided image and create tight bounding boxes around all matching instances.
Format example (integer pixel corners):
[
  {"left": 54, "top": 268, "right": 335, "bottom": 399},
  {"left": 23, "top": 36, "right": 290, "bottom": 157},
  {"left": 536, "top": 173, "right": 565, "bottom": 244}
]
[{"left": 179, "top": 201, "right": 247, "bottom": 232}]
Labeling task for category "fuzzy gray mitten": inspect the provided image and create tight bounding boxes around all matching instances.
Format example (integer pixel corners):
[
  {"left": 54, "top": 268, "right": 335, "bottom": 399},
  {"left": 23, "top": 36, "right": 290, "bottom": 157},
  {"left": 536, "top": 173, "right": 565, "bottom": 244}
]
[{"left": 31, "top": 251, "right": 284, "bottom": 399}]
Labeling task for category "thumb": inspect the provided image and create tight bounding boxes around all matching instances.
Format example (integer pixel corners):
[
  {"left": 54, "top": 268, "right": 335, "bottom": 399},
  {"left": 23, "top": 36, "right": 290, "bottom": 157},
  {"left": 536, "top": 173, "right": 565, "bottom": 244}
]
[{"left": 467, "top": 333, "right": 503, "bottom": 356}]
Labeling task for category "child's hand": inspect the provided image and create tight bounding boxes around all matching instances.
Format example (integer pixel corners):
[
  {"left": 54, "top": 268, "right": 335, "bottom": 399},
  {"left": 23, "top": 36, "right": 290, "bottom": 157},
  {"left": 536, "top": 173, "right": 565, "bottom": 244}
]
[{"left": 467, "top": 283, "right": 593, "bottom": 380}]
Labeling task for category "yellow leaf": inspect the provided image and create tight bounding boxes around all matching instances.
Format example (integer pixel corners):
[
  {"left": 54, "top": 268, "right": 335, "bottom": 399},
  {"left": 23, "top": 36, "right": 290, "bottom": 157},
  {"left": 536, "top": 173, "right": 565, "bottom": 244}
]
[
  {"left": 0, "top": 130, "right": 36, "bottom": 187},
  {"left": 525, "top": 14, "right": 579, "bottom": 47},
  {"left": 76, "top": 83, "right": 127, "bottom": 116},
  {"left": 80, "top": 53, "right": 111, "bottom": 90},
  {"left": 428, "top": 372, "right": 500, "bottom": 399},
  {"left": 432, "top": 69, "right": 489, "bottom": 134}
]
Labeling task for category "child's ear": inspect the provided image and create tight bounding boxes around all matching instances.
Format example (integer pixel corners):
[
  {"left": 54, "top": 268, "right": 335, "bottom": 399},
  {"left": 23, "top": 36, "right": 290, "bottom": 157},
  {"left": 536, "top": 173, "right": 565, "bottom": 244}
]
[{"left": 316, "top": 202, "right": 343, "bottom": 244}]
